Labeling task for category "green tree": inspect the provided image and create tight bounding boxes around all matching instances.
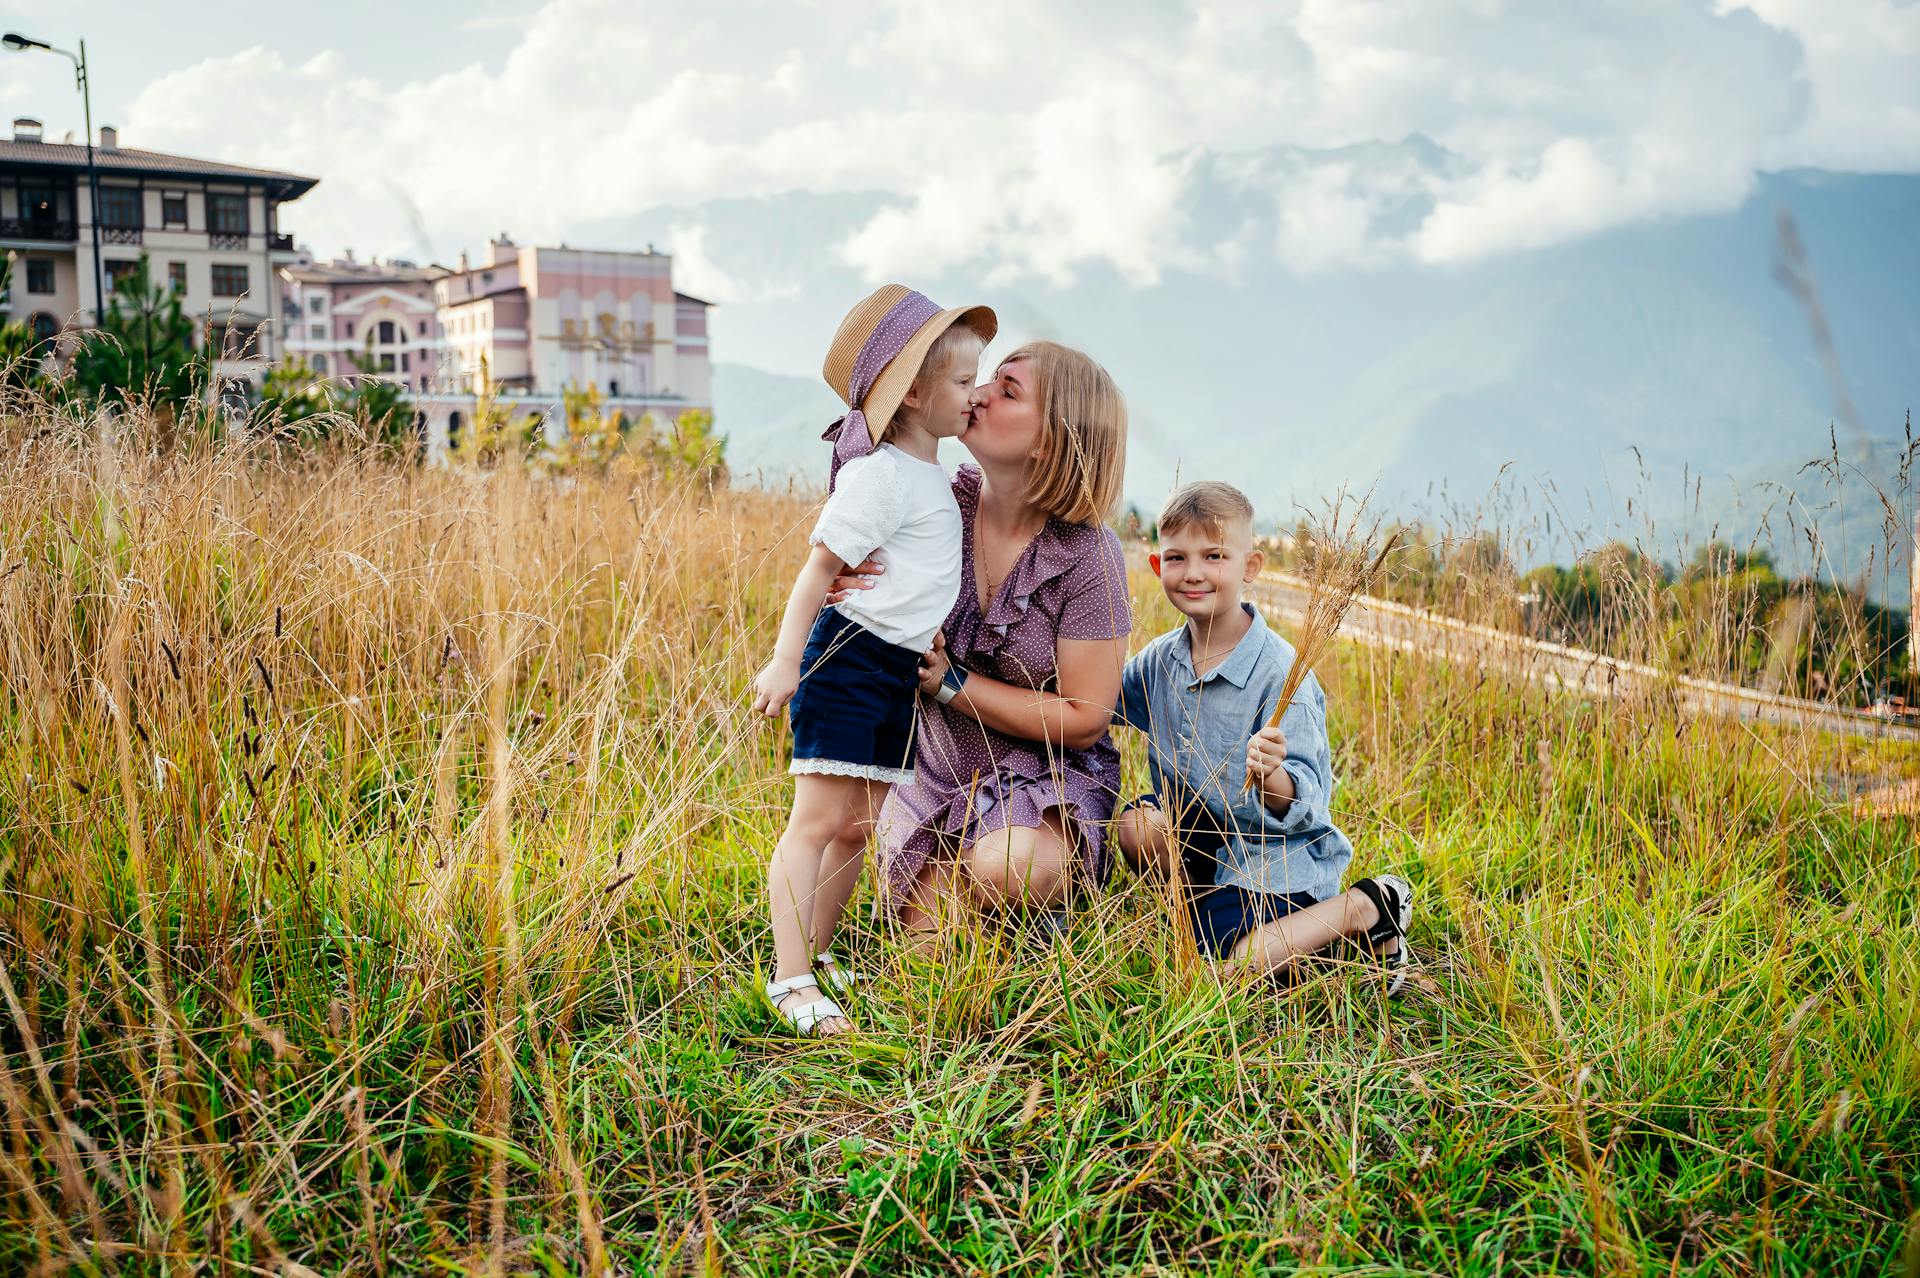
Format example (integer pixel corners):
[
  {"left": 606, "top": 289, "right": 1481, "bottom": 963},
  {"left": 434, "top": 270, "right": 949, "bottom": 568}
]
[
  {"left": 0, "top": 255, "right": 55, "bottom": 394},
  {"left": 544, "top": 381, "right": 627, "bottom": 469},
  {"left": 255, "top": 358, "right": 337, "bottom": 430},
  {"left": 344, "top": 352, "right": 411, "bottom": 445},
  {"left": 69, "top": 255, "right": 205, "bottom": 413},
  {"left": 450, "top": 355, "right": 538, "bottom": 466},
  {"left": 641, "top": 407, "right": 727, "bottom": 484}
]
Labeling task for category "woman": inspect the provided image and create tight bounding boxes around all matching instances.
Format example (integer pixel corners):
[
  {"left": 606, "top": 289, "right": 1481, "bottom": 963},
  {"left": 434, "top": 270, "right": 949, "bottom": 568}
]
[{"left": 822, "top": 340, "right": 1132, "bottom": 933}]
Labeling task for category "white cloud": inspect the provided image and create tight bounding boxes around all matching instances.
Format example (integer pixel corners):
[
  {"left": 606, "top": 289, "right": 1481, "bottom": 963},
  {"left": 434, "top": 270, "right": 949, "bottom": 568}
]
[
  {"left": 661, "top": 224, "right": 736, "bottom": 304},
  {"left": 116, "top": 0, "right": 1920, "bottom": 285}
]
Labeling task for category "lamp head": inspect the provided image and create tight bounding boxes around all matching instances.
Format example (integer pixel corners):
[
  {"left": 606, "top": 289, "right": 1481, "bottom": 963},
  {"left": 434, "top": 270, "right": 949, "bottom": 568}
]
[{"left": 2, "top": 34, "right": 51, "bottom": 52}]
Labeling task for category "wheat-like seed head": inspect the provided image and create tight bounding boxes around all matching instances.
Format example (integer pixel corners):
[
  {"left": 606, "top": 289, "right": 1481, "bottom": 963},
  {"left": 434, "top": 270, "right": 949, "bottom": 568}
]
[{"left": 1245, "top": 494, "right": 1402, "bottom": 790}]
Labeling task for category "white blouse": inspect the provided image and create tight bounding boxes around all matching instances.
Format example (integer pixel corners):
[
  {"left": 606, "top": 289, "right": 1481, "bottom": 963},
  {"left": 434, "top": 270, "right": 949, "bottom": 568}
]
[{"left": 810, "top": 445, "right": 962, "bottom": 653}]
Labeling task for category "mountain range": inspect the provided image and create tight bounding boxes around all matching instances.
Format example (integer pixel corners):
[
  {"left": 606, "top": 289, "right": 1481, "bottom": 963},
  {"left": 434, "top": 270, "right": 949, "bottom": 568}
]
[{"left": 582, "top": 164, "right": 1918, "bottom": 597}]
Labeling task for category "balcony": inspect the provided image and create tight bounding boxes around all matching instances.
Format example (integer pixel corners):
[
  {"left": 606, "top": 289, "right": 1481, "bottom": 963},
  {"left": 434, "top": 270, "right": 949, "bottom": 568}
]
[
  {"left": 0, "top": 216, "right": 77, "bottom": 242},
  {"left": 102, "top": 225, "right": 143, "bottom": 246},
  {"left": 209, "top": 230, "right": 248, "bottom": 250}
]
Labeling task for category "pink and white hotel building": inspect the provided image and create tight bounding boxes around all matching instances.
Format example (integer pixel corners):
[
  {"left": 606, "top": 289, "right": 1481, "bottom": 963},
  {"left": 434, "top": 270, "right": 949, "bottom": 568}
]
[{"left": 280, "top": 234, "right": 712, "bottom": 456}]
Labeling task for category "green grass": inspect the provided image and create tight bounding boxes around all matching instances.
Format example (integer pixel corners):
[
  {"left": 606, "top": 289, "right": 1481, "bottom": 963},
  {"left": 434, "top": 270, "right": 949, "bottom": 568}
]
[{"left": 0, "top": 420, "right": 1915, "bottom": 1275}]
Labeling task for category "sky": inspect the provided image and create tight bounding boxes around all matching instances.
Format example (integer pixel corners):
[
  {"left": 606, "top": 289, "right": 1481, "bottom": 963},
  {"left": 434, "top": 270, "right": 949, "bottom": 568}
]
[{"left": 1, "top": 0, "right": 1917, "bottom": 366}]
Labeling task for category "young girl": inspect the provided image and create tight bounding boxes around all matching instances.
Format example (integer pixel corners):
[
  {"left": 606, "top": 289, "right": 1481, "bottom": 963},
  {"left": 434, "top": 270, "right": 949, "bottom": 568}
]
[{"left": 750, "top": 285, "right": 995, "bottom": 1036}]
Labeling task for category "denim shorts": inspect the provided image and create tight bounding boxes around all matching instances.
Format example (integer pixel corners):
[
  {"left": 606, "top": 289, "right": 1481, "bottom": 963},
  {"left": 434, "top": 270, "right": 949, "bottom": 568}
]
[
  {"left": 1120, "top": 791, "right": 1317, "bottom": 958},
  {"left": 789, "top": 608, "right": 923, "bottom": 785}
]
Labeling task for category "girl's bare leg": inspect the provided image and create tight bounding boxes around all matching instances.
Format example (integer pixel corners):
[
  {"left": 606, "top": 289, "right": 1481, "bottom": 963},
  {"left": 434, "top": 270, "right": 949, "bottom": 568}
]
[
  {"left": 767, "top": 773, "right": 862, "bottom": 1033},
  {"left": 1225, "top": 886, "right": 1399, "bottom": 978},
  {"left": 811, "top": 779, "right": 888, "bottom": 957}
]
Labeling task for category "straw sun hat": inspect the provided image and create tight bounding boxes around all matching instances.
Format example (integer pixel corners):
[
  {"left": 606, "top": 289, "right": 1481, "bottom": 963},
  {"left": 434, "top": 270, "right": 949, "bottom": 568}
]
[{"left": 820, "top": 284, "right": 996, "bottom": 485}]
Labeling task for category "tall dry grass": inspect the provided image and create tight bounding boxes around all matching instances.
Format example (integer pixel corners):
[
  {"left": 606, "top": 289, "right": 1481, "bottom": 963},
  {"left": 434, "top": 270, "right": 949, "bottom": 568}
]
[{"left": 0, "top": 402, "right": 1915, "bottom": 1275}]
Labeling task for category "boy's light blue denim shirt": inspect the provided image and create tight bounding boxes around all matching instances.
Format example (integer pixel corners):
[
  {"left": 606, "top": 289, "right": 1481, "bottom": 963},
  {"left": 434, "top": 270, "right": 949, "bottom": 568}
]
[{"left": 1117, "top": 602, "right": 1354, "bottom": 902}]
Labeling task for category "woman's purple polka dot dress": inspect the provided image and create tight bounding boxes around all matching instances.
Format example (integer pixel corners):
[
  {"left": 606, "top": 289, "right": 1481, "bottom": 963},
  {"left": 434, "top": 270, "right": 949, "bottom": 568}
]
[{"left": 877, "top": 465, "right": 1134, "bottom": 908}]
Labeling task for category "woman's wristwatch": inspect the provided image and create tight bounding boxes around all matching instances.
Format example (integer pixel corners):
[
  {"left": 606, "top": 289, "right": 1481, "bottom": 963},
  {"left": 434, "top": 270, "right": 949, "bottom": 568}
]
[{"left": 935, "top": 661, "right": 970, "bottom": 705}]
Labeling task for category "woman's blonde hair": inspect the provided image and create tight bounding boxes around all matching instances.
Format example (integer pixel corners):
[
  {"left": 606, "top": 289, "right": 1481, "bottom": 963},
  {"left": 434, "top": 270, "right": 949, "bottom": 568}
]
[
  {"left": 883, "top": 323, "right": 986, "bottom": 440},
  {"left": 1004, "top": 340, "right": 1127, "bottom": 526}
]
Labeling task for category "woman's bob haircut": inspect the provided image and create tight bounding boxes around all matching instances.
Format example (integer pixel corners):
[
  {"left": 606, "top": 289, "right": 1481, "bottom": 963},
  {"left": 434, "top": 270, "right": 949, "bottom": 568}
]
[{"left": 1002, "top": 340, "right": 1127, "bottom": 527}]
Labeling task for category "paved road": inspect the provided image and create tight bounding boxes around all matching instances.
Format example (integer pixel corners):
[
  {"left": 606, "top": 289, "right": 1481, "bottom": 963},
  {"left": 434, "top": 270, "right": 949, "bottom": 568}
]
[{"left": 1129, "top": 549, "right": 1920, "bottom": 744}]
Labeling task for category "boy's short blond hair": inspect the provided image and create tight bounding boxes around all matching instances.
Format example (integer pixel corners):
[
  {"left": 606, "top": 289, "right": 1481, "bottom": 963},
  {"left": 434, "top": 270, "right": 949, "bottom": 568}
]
[{"left": 1158, "top": 481, "right": 1255, "bottom": 541}]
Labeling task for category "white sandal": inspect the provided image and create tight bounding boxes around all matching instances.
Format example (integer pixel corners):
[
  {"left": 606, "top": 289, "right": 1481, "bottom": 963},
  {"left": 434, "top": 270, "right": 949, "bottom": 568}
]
[
  {"left": 765, "top": 975, "right": 849, "bottom": 1036},
  {"left": 814, "top": 951, "right": 858, "bottom": 994}
]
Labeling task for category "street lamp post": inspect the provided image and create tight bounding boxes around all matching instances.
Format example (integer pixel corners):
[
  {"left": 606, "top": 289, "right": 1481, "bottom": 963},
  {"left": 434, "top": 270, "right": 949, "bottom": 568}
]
[{"left": 3, "top": 33, "right": 106, "bottom": 325}]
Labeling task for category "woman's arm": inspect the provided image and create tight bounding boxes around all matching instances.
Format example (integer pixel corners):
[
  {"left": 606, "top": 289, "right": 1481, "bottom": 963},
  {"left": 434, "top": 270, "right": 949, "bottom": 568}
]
[
  {"left": 751, "top": 543, "right": 846, "bottom": 716},
  {"left": 919, "top": 633, "right": 1127, "bottom": 751}
]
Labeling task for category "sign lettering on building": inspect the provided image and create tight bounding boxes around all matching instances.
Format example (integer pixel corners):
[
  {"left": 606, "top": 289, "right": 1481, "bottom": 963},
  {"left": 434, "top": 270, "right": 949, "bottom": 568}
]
[{"left": 559, "top": 316, "right": 661, "bottom": 349}]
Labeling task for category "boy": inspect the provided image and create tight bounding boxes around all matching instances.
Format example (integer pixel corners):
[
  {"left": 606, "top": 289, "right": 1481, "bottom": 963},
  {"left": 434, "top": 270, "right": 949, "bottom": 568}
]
[{"left": 1115, "top": 481, "right": 1413, "bottom": 990}]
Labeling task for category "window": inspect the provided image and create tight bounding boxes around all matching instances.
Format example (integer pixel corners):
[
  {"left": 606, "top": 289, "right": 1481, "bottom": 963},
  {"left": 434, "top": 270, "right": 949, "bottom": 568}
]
[
  {"left": 309, "top": 324, "right": 325, "bottom": 340},
  {"left": 104, "top": 259, "right": 144, "bottom": 288},
  {"left": 162, "top": 193, "right": 187, "bottom": 226},
  {"left": 167, "top": 261, "right": 187, "bottom": 292},
  {"left": 207, "top": 193, "right": 248, "bottom": 234},
  {"left": 29, "top": 313, "right": 58, "bottom": 351},
  {"left": 308, "top": 297, "right": 324, "bottom": 314},
  {"left": 418, "top": 320, "right": 428, "bottom": 335},
  {"left": 22, "top": 182, "right": 59, "bottom": 226},
  {"left": 401, "top": 352, "right": 410, "bottom": 371},
  {"left": 377, "top": 320, "right": 396, "bottom": 343},
  {"left": 97, "top": 187, "right": 141, "bottom": 228},
  {"left": 206, "top": 321, "right": 257, "bottom": 359},
  {"left": 376, "top": 353, "right": 396, "bottom": 372},
  {"left": 312, "top": 354, "right": 328, "bottom": 374},
  {"left": 211, "top": 263, "right": 248, "bottom": 297},
  {"left": 25, "top": 259, "right": 53, "bottom": 294},
  {"left": 344, "top": 321, "right": 354, "bottom": 339},
  {"left": 609, "top": 379, "right": 620, "bottom": 396}
]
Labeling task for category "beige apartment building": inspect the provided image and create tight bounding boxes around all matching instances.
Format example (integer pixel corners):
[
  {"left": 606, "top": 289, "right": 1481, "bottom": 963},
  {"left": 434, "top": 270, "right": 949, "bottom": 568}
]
[{"left": 0, "top": 116, "right": 314, "bottom": 376}]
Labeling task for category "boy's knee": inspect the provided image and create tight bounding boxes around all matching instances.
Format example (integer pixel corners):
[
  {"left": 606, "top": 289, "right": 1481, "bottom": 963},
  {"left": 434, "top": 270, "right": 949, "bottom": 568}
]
[{"left": 1115, "top": 805, "right": 1170, "bottom": 876}]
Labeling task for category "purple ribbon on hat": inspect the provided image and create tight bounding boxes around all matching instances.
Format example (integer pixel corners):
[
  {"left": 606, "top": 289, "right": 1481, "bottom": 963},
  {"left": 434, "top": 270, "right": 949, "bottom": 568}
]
[{"left": 821, "top": 289, "right": 944, "bottom": 490}]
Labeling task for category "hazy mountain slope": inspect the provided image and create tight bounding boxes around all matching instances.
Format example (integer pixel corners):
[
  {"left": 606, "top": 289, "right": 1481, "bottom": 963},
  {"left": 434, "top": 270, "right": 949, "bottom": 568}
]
[{"left": 596, "top": 166, "right": 1917, "bottom": 589}]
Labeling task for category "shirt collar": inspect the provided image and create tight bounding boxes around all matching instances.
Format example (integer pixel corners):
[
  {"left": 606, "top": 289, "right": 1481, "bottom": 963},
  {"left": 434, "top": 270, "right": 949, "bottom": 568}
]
[{"left": 1180, "top": 603, "right": 1267, "bottom": 689}]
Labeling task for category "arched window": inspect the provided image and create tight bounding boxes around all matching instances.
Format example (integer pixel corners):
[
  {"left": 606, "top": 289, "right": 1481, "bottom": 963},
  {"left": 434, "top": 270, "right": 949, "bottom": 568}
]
[
  {"left": 311, "top": 354, "right": 328, "bottom": 374},
  {"left": 447, "top": 410, "right": 464, "bottom": 450},
  {"left": 29, "top": 313, "right": 58, "bottom": 352},
  {"left": 377, "top": 320, "right": 396, "bottom": 343}
]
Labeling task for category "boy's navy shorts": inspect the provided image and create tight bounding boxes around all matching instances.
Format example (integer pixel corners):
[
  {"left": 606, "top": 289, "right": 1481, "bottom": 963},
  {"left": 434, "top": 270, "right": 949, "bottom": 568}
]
[
  {"left": 1121, "top": 790, "right": 1319, "bottom": 959},
  {"left": 788, "top": 608, "right": 923, "bottom": 785}
]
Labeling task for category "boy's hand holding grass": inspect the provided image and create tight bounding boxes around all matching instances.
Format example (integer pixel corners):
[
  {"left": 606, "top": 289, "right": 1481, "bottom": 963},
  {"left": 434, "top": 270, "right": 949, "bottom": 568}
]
[{"left": 1245, "top": 724, "right": 1296, "bottom": 811}]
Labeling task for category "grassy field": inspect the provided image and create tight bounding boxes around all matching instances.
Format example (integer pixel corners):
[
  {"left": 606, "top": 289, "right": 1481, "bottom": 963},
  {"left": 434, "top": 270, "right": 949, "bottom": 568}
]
[{"left": 0, "top": 412, "right": 1916, "bottom": 1276}]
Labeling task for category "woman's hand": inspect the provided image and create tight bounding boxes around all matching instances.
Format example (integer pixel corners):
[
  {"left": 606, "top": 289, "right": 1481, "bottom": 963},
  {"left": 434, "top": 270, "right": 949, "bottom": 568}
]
[
  {"left": 824, "top": 556, "right": 884, "bottom": 606},
  {"left": 752, "top": 658, "right": 800, "bottom": 717},
  {"left": 917, "top": 631, "right": 951, "bottom": 698}
]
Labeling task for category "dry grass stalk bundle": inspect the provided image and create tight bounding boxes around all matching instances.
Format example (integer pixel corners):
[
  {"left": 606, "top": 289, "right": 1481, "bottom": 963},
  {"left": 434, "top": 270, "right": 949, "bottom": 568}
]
[{"left": 1246, "top": 492, "right": 1401, "bottom": 789}]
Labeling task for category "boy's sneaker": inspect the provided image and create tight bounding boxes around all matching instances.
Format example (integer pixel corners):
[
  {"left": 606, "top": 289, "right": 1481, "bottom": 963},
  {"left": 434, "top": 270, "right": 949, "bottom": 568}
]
[{"left": 1351, "top": 874, "right": 1415, "bottom": 997}]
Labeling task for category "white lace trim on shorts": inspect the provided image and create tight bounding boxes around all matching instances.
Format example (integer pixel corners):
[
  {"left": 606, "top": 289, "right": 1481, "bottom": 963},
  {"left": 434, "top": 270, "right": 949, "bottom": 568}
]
[{"left": 791, "top": 757, "right": 914, "bottom": 785}]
